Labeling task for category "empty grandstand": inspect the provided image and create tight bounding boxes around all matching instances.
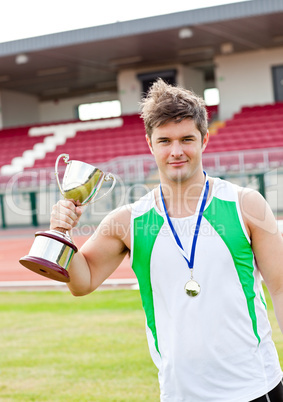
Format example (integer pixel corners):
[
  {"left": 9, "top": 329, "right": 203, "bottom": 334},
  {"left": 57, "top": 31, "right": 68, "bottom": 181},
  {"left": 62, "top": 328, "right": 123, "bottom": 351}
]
[{"left": 0, "top": 0, "right": 283, "bottom": 227}]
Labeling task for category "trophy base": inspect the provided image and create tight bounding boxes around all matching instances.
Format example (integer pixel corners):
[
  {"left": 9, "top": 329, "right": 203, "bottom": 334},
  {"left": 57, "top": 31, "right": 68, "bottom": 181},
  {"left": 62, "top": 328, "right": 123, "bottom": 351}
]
[
  {"left": 19, "top": 230, "right": 77, "bottom": 283},
  {"left": 19, "top": 255, "right": 70, "bottom": 283}
]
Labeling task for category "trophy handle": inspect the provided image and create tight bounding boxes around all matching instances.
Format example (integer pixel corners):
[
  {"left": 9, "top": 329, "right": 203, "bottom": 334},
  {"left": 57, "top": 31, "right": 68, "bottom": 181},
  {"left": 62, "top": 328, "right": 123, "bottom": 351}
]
[
  {"left": 55, "top": 154, "right": 70, "bottom": 196},
  {"left": 89, "top": 173, "right": 116, "bottom": 204}
]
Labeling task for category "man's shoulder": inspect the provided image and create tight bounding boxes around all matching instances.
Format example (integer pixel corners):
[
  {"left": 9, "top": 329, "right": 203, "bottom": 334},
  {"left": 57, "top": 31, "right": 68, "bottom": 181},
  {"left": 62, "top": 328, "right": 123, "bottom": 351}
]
[
  {"left": 106, "top": 187, "right": 156, "bottom": 224},
  {"left": 237, "top": 186, "right": 267, "bottom": 218},
  {"left": 211, "top": 176, "right": 239, "bottom": 201},
  {"left": 131, "top": 187, "right": 157, "bottom": 216},
  {"left": 108, "top": 204, "right": 132, "bottom": 225},
  {"left": 213, "top": 177, "right": 260, "bottom": 200}
]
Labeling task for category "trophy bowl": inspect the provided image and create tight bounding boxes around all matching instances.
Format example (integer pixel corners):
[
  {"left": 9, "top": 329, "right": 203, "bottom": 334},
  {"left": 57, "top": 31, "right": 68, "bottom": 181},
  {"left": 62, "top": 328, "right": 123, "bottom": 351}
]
[{"left": 19, "top": 154, "right": 116, "bottom": 282}]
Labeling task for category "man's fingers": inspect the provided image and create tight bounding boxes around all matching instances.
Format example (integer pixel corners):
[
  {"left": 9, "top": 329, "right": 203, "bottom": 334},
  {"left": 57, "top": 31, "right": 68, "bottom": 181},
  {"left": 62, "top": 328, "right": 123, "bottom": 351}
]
[{"left": 50, "top": 200, "right": 83, "bottom": 231}]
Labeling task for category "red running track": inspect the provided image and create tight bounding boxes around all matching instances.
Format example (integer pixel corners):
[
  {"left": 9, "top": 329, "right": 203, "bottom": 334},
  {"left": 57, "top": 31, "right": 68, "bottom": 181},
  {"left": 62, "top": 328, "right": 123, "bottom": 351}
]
[{"left": 0, "top": 227, "right": 135, "bottom": 289}]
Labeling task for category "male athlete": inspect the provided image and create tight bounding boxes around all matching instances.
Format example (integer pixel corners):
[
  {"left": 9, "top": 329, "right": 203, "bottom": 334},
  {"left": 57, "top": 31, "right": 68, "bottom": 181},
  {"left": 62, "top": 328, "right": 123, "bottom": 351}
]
[{"left": 50, "top": 79, "right": 283, "bottom": 401}]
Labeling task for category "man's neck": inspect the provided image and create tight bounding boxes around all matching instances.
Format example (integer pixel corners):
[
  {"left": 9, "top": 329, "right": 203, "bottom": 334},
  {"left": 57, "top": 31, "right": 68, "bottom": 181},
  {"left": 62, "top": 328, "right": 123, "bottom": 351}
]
[{"left": 158, "top": 171, "right": 207, "bottom": 218}]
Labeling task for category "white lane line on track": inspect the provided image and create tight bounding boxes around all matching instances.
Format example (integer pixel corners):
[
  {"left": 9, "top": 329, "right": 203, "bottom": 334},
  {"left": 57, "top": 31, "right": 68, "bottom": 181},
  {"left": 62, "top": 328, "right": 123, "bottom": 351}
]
[{"left": 0, "top": 278, "right": 139, "bottom": 289}]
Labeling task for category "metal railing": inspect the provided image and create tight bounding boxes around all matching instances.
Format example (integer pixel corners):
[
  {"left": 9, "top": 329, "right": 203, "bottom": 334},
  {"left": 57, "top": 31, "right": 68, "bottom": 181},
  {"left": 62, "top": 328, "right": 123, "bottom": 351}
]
[
  {"left": 0, "top": 169, "right": 283, "bottom": 229},
  {"left": 0, "top": 149, "right": 283, "bottom": 229}
]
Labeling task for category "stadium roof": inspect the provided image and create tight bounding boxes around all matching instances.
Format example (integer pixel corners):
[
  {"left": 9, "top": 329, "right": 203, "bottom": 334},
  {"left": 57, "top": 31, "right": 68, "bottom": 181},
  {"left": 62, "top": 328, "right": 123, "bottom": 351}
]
[{"left": 0, "top": 0, "right": 283, "bottom": 101}]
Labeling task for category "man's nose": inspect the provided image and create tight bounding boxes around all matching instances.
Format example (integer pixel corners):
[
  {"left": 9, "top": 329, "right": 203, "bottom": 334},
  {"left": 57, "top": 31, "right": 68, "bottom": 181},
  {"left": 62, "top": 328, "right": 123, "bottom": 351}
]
[{"left": 171, "top": 141, "right": 183, "bottom": 157}]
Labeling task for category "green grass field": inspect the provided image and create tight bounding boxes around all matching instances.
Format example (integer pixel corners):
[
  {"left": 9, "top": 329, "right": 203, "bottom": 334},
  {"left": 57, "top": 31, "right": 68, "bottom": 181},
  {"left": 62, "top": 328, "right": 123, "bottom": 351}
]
[{"left": 0, "top": 286, "right": 282, "bottom": 401}]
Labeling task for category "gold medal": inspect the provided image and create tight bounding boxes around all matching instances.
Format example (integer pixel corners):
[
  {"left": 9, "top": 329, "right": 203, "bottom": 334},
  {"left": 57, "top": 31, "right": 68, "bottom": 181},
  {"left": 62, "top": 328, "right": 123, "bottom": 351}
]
[{"left": 184, "top": 279, "right": 201, "bottom": 297}]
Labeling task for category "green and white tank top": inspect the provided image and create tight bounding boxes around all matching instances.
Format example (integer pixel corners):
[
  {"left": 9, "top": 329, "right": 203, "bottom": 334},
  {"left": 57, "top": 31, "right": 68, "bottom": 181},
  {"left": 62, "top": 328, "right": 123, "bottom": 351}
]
[{"left": 130, "top": 177, "right": 282, "bottom": 402}]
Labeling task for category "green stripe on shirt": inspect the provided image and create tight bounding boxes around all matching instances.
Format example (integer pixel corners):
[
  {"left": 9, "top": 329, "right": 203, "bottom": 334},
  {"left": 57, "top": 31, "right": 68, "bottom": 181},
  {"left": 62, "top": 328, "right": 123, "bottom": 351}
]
[
  {"left": 132, "top": 207, "right": 164, "bottom": 355},
  {"left": 203, "top": 197, "right": 260, "bottom": 344}
]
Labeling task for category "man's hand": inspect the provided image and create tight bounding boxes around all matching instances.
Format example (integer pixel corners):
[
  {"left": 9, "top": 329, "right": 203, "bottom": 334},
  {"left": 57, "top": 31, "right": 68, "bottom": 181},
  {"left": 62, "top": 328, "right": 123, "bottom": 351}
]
[{"left": 50, "top": 200, "right": 82, "bottom": 232}]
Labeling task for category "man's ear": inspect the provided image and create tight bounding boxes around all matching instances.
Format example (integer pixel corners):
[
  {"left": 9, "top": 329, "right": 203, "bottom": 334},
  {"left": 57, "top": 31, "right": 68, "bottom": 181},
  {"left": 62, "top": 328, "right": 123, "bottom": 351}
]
[
  {"left": 146, "top": 134, "right": 154, "bottom": 155},
  {"left": 202, "top": 131, "right": 209, "bottom": 152}
]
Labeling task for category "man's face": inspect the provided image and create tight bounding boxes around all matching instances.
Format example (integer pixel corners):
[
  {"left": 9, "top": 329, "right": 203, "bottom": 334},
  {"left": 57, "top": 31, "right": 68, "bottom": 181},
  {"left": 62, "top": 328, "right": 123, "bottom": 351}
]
[{"left": 146, "top": 119, "right": 209, "bottom": 185}]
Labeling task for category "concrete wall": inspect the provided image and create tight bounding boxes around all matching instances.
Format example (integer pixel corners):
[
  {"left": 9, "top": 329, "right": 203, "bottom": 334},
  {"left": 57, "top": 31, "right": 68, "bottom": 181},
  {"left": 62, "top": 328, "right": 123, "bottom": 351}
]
[
  {"left": 39, "top": 91, "right": 119, "bottom": 123},
  {"left": 117, "top": 70, "right": 142, "bottom": 115},
  {"left": 117, "top": 64, "right": 206, "bottom": 115},
  {"left": 0, "top": 65, "right": 206, "bottom": 127},
  {"left": 178, "top": 65, "right": 205, "bottom": 98},
  {"left": 1, "top": 90, "right": 39, "bottom": 127},
  {"left": 215, "top": 47, "right": 283, "bottom": 120},
  {"left": 1, "top": 46, "right": 282, "bottom": 127}
]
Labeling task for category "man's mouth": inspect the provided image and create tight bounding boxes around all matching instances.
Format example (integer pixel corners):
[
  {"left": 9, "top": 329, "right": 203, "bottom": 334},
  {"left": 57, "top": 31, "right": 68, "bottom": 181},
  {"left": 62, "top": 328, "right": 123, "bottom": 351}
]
[{"left": 168, "top": 160, "right": 187, "bottom": 167}]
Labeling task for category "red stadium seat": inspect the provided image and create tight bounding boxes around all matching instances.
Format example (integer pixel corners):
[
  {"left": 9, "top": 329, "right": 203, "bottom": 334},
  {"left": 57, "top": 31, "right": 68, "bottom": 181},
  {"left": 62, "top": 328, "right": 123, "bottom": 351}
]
[{"left": 0, "top": 104, "right": 282, "bottom": 178}]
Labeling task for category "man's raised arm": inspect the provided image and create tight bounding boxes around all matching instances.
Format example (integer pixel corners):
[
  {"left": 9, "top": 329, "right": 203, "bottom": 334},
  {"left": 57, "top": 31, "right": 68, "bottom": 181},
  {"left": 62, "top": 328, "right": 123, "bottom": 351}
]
[{"left": 50, "top": 200, "right": 131, "bottom": 296}]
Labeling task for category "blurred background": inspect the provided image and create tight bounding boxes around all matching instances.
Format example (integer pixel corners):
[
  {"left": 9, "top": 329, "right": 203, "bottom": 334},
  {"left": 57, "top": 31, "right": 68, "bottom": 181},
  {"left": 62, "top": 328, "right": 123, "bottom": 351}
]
[{"left": 0, "top": 0, "right": 283, "bottom": 284}]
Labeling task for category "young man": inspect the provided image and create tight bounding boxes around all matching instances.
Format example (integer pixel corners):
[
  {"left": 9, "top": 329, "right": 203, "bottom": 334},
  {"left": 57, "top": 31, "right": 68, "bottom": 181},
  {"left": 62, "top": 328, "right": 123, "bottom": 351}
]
[{"left": 50, "top": 79, "right": 283, "bottom": 401}]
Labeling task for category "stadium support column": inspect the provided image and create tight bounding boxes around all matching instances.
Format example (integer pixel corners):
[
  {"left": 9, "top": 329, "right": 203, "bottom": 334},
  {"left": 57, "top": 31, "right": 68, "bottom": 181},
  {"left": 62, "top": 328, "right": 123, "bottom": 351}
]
[
  {"left": 29, "top": 192, "right": 38, "bottom": 227},
  {"left": 257, "top": 173, "right": 266, "bottom": 199},
  {"left": 0, "top": 194, "right": 6, "bottom": 228}
]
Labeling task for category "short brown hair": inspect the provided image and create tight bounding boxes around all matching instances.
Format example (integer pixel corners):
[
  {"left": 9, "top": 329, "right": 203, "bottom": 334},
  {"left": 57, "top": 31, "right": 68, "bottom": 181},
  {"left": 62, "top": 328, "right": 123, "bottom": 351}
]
[{"left": 140, "top": 78, "right": 208, "bottom": 142}]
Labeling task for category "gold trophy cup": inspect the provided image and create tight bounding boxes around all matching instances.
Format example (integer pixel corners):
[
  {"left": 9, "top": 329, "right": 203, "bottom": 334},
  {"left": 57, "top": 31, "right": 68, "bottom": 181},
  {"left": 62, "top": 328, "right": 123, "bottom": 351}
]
[{"left": 19, "top": 154, "right": 116, "bottom": 282}]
